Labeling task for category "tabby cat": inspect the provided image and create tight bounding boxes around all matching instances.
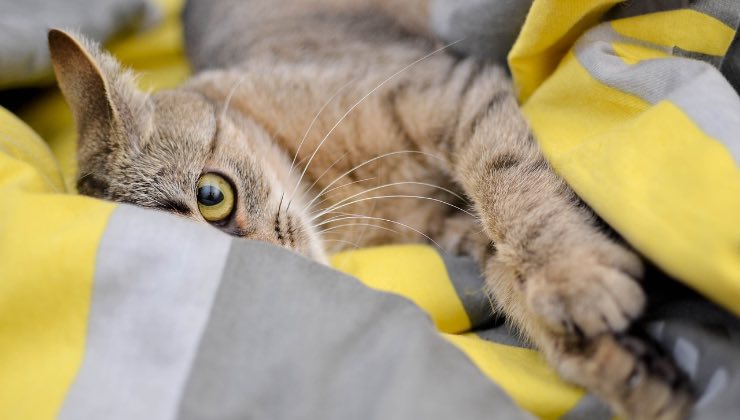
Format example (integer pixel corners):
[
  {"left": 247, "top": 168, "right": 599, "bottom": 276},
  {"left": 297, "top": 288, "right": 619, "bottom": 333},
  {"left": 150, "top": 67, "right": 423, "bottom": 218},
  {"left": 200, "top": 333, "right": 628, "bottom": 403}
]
[{"left": 48, "top": 0, "right": 692, "bottom": 418}]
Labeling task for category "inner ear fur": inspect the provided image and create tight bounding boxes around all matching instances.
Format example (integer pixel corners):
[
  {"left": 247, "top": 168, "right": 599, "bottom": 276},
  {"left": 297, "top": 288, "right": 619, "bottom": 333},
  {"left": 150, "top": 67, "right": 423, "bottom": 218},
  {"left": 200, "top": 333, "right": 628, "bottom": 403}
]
[
  {"left": 48, "top": 29, "right": 119, "bottom": 139},
  {"left": 48, "top": 29, "right": 151, "bottom": 151}
]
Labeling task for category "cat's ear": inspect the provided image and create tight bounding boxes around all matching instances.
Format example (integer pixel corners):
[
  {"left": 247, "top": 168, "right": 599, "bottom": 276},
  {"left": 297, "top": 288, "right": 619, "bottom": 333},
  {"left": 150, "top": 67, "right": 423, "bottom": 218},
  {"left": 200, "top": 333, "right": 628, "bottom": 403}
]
[{"left": 48, "top": 29, "right": 151, "bottom": 151}]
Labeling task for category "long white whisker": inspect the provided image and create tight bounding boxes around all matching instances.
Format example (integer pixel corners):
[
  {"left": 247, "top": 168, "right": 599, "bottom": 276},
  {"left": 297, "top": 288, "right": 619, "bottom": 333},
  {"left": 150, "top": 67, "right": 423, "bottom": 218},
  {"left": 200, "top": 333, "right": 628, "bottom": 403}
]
[
  {"left": 311, "top": 177, "right": 376, "bottom": 210},
  {"left": 319, "top": 222, "right": 400, "bottom": 236},
  {"left": 354, "top": 173, "right": 382, "bottom": 246},
  {"left": 316, "top": 180, "right": 467, "bottom": 216},
  {"left": 288, "top": 78, "right": 357, "bottom": 177},
  {"left": 291, "top": 39, "right": 463, "bottom": 202},
  {"left": 322, "top": 238, "right": 361, "bottom": 250},
  {"left": 314, "top": 215, "right": 375, "bottom": 227},
  {"left": 306, "top": 150, "right": 444, "bottom": 210},
  {"left": 314, "top": 194, "right": 475, "bottom": 221},
  {"left": 304, "top": 153, "right": 349, "bottom": 193},
  {"left": 314, "top": 211, "right": 364, "bottom": 225},
  {"left": 316, "top": 214, "right": 443, "bottom": 251},
  {"left": 220, "top": 75, "right": 247, "bottom": 122},
  {"left": 292, "top": 153, "right": 314, "bottom": 172},
  {"left": 287, "top": 152, "right": 349, "bottom": 213}
]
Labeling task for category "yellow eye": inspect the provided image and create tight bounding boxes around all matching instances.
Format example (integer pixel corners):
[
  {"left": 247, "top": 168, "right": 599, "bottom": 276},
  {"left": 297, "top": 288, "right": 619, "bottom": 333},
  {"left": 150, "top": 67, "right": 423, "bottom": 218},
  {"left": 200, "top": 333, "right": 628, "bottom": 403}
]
[{"left": 196, "top": 173, "right": 235, "bottom": 222}]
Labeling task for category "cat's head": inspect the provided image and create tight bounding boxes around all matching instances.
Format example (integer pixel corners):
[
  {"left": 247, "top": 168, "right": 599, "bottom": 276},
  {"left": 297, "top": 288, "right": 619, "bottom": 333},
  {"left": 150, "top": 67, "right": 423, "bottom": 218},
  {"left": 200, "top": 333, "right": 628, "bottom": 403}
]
[{"left": 48, "top": 29, "right": 326, "bottom": 262}]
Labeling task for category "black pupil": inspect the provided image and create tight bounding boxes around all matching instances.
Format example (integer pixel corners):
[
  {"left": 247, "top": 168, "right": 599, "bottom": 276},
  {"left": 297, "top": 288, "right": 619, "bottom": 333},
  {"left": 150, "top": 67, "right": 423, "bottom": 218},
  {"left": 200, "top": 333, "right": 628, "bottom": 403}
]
[{"left": 197, "top": 185, "right": 224, "bottom": 206}]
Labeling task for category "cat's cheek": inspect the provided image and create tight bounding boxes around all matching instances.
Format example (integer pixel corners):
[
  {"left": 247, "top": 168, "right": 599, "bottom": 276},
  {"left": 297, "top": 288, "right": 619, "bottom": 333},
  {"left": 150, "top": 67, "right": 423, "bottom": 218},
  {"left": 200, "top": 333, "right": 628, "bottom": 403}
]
[{"left": 306, "top": 237, "right": 329, "bottom": 265}]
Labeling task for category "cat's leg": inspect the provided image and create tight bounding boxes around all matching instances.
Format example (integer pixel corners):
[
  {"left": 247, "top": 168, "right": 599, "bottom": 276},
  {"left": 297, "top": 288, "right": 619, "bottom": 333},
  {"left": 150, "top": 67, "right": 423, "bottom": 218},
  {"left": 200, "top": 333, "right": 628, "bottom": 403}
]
[
  {"left": 442, "top": 84, "right": 693, "bottom": 418},
  {"left": 482, "top": 243, "right": 693, "bottom": 419},
  {"left": 435, "top": 213, "right": 490, "bottom": 260}
]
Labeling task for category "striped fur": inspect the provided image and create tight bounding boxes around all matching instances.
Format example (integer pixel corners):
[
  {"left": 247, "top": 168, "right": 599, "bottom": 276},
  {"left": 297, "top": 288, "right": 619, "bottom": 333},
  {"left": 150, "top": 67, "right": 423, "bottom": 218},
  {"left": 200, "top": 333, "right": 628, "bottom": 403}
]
[{"left": 49, "top": 1, "right": 691, "bottom": 418}]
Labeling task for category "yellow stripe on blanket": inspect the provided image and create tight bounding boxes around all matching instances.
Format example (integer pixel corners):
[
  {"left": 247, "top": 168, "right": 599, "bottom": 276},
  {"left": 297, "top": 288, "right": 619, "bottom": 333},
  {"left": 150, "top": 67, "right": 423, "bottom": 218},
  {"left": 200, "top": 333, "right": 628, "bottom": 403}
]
[
  {"left": 0, "top": 107, "right": 65, "bottom": 193},
  {"left": 333, "top": 245, "right": 585, "bottom": 419},
  {"left": 442, "top": 333, "right": 583, "bottom": 420},
  {"left": 513, "top": 1, "right": 740, "bottom": 316},
  {"left": 612, "top": 42, "right": 670, "bottom": 65},
  {"left": 332, "top": 245, "right": 471, "bottom": 333},
  {"left": 0, "top": 110, "right": 115, "bottom": 420},
  {"left": 0, "top": 1, "right": 185, "bottom": 418},
  {"left": 611, "top": 9, "right": 736, "bottom": 57},
  {"left": 509, "top": 0, "right": 625, "bottom": 102}
]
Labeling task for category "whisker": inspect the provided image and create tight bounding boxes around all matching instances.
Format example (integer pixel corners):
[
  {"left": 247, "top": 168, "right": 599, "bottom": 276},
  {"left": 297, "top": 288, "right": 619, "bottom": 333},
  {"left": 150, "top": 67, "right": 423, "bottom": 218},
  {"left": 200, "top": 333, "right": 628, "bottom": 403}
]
[
  {"left": 287, "top": 152, "right": 349, "bottom": 213},
  {"left": 291, "top": 39, "right": 464, "bottom": 203},
  {"left": 311, "top": 177, "right": 376, "bottom": 210},
  {"left": 315, "top": 180, "right": 467, "bottom": 217},
  {"left": 314, "top": 214, "right": 385, "bottom": 228},
  {"left": 220, "top": 75, "right": 247, "bottom": 122},
  {"left": 306, "top": 150, "right": 444, "bottom": 210},
  {"left": 319, "top": 222, "right": 400, "bottom": 236},
  {"left": 322, "top": 238, "right": 361, "bottom": 250},
  {"left": 314, "top": 211, "right": 364, "bottom": 226},
  {"left": 313, "top": 194, "right": 476, "bottom": 221},
  {"left": 304, "top": 153, "right": 349, "bottom": 194},
  {"left": 354, "top": 173, "right": 382, "bottom": 246},
  {"left": 288, "top": 78, "right": 357, "bottom": 177},
  {"left": 316, "top": 214, "right": 443, "bottom": 251},
  {"left": 291, "top": 153, "right": 314, "bottom": 172}
]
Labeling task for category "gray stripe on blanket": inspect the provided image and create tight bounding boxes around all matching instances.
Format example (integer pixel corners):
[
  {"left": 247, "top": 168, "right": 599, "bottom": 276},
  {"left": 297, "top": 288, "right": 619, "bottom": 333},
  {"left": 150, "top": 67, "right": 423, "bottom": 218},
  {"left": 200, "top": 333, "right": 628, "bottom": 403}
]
[
  {"left": 691, "top": 0, "right": 740, "bottom": 28},
  {"left": 608, "top": 0, "right": 740, "bottom": 27},
  {"left": 574, "top": 23, "right": 740, "bottom": 165},
  {"left": 440, "top": 253, "right": 494, "bottom": 329},
  {"left": 58, "top": 205, "right": 233, "bottom": 420},
  {"left": 439, "top": 252, "right": 530, "bottom": 348},
  {"left": 560, "top": 394, "right": 612, "bottom": 420},
  {"left": 176, "top": 240, "right": 533, "bottom": 420}
]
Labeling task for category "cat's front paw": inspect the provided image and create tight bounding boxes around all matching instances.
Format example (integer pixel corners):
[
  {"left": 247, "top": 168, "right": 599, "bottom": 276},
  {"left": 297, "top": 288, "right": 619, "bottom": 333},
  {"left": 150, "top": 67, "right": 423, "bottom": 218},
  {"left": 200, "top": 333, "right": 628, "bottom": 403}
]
[
  {"left": 525, "top": 241, "right": 646, "bottom": 338},
  {"left": 556, "top": 334, "right": 693, "bottom": 420}
]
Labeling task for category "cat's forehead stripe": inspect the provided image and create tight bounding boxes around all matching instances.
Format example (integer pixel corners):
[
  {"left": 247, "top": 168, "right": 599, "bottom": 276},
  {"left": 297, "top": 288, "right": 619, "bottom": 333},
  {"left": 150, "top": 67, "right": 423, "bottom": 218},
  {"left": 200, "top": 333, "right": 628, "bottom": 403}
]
[
  {"left": 209, "top": 116, "right": 221, "bottom": 155},
  {"left": 185, "top": 88, "right": 221, "bottom": 155}
]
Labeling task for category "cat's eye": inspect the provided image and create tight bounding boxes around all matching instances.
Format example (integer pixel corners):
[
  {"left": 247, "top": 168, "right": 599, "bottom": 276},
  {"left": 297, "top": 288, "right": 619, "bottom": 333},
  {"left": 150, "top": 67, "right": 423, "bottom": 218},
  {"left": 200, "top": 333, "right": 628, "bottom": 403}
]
[{"left": 196, "top": 173, "right": 235, "bottom": 222}]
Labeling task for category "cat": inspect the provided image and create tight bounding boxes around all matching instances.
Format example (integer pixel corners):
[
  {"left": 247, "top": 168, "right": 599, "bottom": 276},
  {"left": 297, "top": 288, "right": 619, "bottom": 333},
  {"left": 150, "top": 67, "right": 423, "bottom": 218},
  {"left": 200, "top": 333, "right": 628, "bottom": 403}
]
[{"left": 47, "top": 0, "right": 692, "bottom": 418}]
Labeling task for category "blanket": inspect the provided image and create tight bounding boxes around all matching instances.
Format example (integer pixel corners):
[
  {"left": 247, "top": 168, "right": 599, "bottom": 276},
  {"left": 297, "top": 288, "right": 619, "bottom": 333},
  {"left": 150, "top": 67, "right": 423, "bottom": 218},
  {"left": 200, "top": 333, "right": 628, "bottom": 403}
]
[
  {"left": 510, "top": 0, "right": 740, "bottom": 315},
  {"left": 1, "top": 0, "right": 739, "bottom": 419}
]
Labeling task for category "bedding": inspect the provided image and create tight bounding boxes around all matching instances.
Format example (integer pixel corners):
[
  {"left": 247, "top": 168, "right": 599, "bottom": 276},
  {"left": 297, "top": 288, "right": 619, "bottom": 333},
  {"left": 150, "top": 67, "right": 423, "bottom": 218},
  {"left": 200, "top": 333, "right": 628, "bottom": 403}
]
[
  {"left": 509, "top": 0, "right": 740, "bottom": 316},
  {"left": 1, "top": 0, "right": 739, "bottom": 419}
]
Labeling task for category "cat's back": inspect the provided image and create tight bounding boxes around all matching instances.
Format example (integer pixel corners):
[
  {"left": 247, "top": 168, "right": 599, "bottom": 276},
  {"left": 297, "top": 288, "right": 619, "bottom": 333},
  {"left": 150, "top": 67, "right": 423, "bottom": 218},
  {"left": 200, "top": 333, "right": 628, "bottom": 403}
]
[{"left": 183, "top": 0, "right": 436, "bottom": 72}]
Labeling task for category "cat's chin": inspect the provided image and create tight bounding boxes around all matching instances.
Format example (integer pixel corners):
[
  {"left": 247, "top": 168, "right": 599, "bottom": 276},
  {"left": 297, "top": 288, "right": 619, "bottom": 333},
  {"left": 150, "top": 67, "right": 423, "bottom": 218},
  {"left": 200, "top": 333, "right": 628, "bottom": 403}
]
[{"left": 306, "top": 242, "right": 330, "bottom": 266}]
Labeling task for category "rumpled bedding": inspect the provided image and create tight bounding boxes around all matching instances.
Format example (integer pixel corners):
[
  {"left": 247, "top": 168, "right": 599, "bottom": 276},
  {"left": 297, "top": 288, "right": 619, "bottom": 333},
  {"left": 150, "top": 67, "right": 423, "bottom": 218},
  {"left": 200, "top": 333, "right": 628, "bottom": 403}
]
[{"left": 1, "top": 0, "right": 739, "bottom": 419}]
